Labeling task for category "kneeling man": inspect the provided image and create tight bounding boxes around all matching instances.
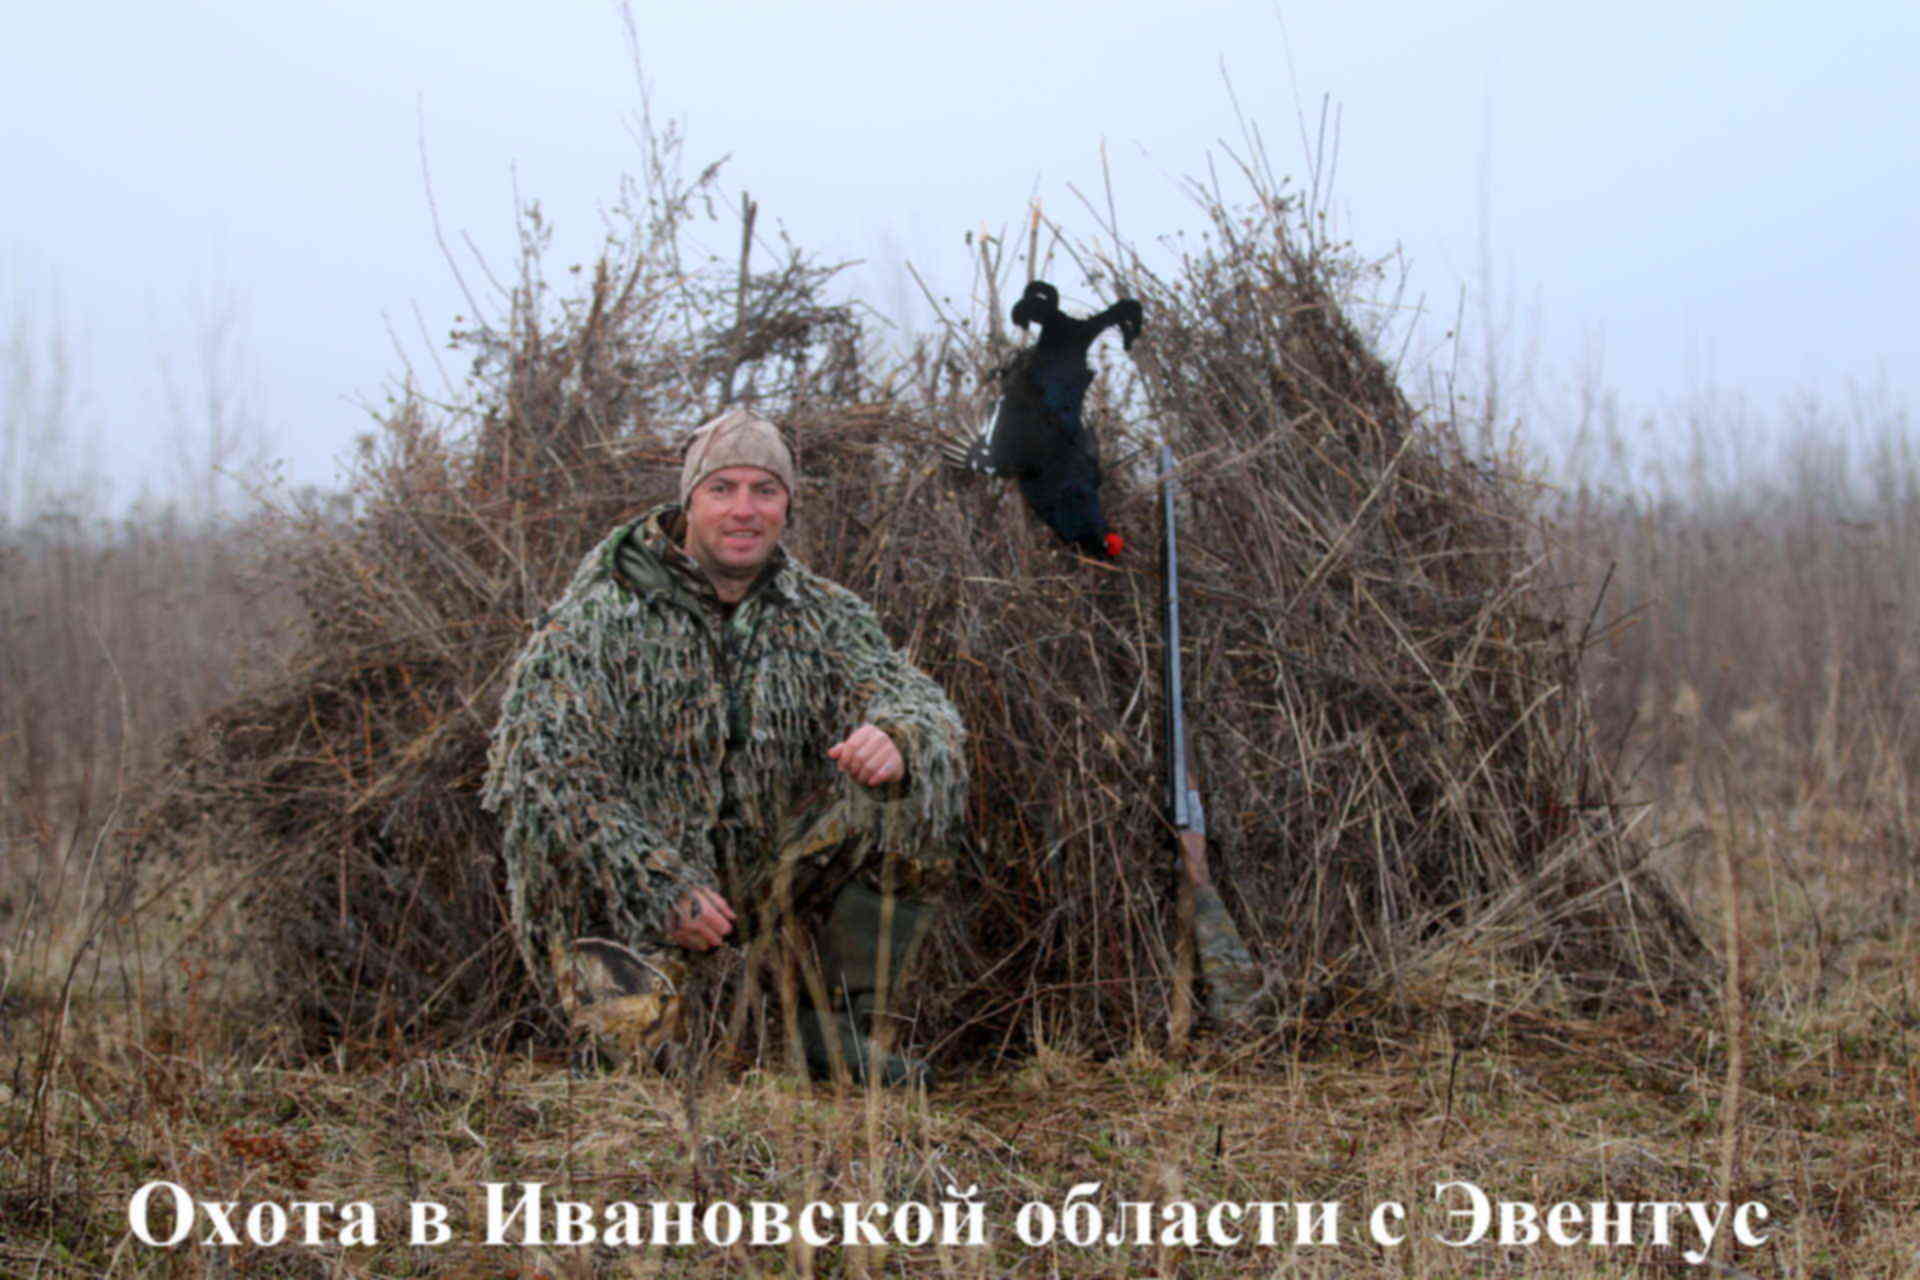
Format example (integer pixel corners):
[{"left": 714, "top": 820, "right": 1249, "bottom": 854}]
[{"left": 483, "top": 407, "right": 967, "bottom": 1084}]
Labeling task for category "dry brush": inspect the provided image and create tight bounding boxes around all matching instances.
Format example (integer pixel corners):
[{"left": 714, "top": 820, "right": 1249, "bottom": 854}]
[{"left": 120, "top": 141, "right": 1710, "bottom": 1067}]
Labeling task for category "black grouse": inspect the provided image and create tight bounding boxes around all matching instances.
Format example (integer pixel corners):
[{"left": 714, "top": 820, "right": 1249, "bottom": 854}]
[{"left": 944, "top": 280, "right": 1144, "bottom": 560}]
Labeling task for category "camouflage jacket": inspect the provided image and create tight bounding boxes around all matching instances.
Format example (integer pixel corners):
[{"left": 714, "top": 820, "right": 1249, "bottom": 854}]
[{"left": 482, "top": 505, "right": 967, "bottom": 969}]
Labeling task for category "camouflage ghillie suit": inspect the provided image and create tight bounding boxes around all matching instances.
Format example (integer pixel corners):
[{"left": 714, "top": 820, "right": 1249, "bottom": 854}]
[{"left": 482, "top": 505, "right": 967, "bottom": 1015}]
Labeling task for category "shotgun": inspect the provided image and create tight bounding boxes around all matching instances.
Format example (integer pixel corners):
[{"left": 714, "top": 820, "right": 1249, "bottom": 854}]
[{"left": 1160, "top": 444, "right": 1262, "bottom": 1037}]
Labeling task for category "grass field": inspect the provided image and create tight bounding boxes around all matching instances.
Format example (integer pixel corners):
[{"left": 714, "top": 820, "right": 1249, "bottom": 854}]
[
  {"left": 7, "top": 400, "right": 1920, "bottom": 1277},
  {"left": 3, "top": 784, "right": 1914, "bottom": 1277}
]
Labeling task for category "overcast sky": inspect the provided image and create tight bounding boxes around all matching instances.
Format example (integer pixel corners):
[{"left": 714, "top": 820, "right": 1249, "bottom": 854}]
[{"left": 4, "top": 1, "right": 1915, "bottom": 511}]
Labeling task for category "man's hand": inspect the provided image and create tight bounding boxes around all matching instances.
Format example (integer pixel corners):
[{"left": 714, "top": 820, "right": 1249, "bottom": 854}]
[
  {"left": 666, "top": 885, "right": 736, "bottom": 951},
  {"left": 827, "top": 723, "right": 904, "bottom": 788}
]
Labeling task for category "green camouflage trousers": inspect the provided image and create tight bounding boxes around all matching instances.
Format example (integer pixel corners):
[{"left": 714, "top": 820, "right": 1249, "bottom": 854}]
[{"left": 553, "top": 790, "right": 952, "bottom": 1058}]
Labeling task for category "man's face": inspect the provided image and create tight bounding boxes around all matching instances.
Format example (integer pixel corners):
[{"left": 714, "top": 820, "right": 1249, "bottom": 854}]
[{"left": 681, "top": 465, "right": 790, "bottom": 593}]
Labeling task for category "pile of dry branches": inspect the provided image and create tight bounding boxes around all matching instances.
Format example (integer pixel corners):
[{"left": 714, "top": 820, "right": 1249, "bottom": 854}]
[{"left": 123, "top": 134, "right": 1708, "bottom": 1064}]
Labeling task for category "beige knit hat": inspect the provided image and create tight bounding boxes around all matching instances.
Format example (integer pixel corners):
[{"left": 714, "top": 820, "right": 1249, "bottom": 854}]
[{"left": 678, "top": 407, "right": 797, "bottom": 508}]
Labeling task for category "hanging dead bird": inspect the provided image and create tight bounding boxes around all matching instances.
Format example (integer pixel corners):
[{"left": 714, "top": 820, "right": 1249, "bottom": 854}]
[{"left": 943, "top": 280, "right": 1143, "bottom": 560}]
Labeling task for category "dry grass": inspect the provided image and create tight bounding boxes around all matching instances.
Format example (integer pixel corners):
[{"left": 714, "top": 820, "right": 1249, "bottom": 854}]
[
  {"left": 0, "top": 508, "right": 298, "bottom": 859},
  {"left": 2, "top": 823, "right": 1912, "bottom": 1278},
  {"left": 7, "top": 108, "right": 1919, "bottom": 1278},
  {"left": 1544, "top": 381, "right": 1920, "bottom": 808},
  {"left": 15, "top": 458, "right": 1916, "bottom": 1273}
]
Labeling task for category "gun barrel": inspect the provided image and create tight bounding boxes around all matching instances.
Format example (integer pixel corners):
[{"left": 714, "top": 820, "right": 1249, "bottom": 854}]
[
  {"left": 1160, "top": 442, "right": 1260, "bottom": 1033},
  {"left": 1160, "top": 446, "right": 1204, "bottom": 837}
]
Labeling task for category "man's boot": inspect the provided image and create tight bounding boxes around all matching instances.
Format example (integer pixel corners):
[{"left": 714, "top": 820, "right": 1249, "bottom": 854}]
[
  {"left": 799, "top": 882, "right": 936, "bottom": 1087},
  {"left": 556, "top": 937, "right": 687, "bottom": 1069}
]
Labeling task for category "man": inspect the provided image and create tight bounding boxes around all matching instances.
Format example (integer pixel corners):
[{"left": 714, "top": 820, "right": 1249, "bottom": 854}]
[{"left": 482, "top": 407, "right": 967, "bottom": 1084}]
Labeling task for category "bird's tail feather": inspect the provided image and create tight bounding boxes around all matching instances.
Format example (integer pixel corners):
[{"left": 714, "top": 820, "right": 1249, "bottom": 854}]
[{"left": 937, "top": 418, "right": 1001, "bottom": 476}]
